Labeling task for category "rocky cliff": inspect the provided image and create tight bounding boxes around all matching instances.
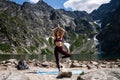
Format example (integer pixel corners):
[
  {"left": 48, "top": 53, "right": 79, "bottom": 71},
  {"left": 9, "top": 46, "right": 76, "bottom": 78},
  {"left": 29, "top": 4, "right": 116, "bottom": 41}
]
[
  {"left": 94, "top": 0, "right": 120, "bottom": 54},
  {"left": 91, "top": 0, "right": 120, "bottom": 20},
  {"left": 96, "top": 7, "right": 120, "bottom": 54},
  {"left": 0, "top": 0, "right": 97, "bottom": 54}
]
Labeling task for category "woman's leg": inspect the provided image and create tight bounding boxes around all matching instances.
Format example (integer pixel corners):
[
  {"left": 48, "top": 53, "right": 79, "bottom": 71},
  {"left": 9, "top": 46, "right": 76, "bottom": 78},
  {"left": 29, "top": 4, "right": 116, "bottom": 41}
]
[
  {"left": 59, "top": 47, "right": 71, "bottom": 58},
  {"left": 54, "top": 47, "right": 60, "bottom": 71}
]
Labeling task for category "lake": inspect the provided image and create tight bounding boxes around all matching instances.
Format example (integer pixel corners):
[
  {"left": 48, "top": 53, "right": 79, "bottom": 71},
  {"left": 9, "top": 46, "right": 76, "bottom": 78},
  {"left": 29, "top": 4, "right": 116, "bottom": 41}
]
[{"left": 0, "top": 53, "right": 120, "bottom": 61}]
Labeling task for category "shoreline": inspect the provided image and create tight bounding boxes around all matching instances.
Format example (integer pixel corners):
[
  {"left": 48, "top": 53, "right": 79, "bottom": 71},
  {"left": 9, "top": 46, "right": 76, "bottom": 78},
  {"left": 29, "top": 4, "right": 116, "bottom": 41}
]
[{"left": 0, "top": 59, "right": 120, "bottom": 80}]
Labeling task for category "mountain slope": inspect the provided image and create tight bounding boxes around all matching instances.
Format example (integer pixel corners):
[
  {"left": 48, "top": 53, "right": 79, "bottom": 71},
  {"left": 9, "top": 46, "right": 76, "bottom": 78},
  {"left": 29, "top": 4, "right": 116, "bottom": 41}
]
[
  {"left": 0, "top": 0, "right": 97, "bottom": 54},
  {"left": 96, "top": 6, "right": 120, "bottom": 54}
]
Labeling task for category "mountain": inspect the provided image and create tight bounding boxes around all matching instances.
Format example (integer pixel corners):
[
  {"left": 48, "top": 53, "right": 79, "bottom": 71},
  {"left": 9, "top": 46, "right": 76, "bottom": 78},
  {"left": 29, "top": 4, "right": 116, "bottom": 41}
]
[
  {"left": 96, "top": 6, "right": 120, "bottom": 54},
  {"left": 0, "top": 0, "right": 97, "bottom": 54},
  {"left": 95, "top": 0, "right": 120, "bottom": 54},
  {"left": 90, "top": 0, "right": 120, "bottom": 20}
]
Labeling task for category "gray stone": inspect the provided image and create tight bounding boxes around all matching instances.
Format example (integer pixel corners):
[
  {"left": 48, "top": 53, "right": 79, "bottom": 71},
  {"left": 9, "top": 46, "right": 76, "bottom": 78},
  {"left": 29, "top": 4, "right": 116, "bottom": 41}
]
[
  {"left": 87, "top": 64, "right": 97, "bottom": 69},
  {"left": 70, "top": 62, "right": 81, "bottom": 68},
  {"left": 57, "top": 71, "right": 72, "bottom": 78},
  {"left": 81, "top": 64, "right": 87, "bottom": 68},
  {"left": 77, "top": 69, "right": 120, "bottom": 80},
  {"left": 77, "top": 76, "right": 85, "bottom": 80},
  {"left": 90, "top": 61, "right": 99, "bottom": 65},
  {"left": 41, "top": 61, "right": 50, "bottom": 67}
]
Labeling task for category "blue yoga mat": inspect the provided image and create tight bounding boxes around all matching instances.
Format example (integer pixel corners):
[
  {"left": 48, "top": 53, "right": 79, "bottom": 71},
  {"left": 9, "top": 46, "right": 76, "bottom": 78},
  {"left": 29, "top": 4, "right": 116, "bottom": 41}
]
[{"left": 37, "top": 70, "right": 83, "bottom": 75}]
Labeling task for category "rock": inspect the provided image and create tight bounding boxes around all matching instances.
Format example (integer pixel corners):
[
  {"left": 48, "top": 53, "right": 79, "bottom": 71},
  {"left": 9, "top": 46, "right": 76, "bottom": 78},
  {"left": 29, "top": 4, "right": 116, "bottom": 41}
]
[
  {"left": 49, "top": 62, "right": 56, "bottom": 68},
  {"left": 72, "top": 60, "right": 78, "bottom": 63},
  {"left": 117, "top": 59, "right": 120, "bottom": 62},
  {"left": 0, "top": 60, "right": 6, "bottom": 64},
  {"left": 106, "top": 64, "right": 112, "bottom": 68},
  {"left": 87, "top": 64, "right": 97, "bottom": 69},
  {"left": 118, "top": 64, "right": 120, "bottom": 67},
  {"left": 41, "top": 61, "right": 50, "bottom": 67},
  {"left": 70, "top": 62, "right": 81, "bottom": 68},
  {"left": 56, "top": 71, "right": 72, "bottom": 78},
  {"left": 111, "top": 65, "right": 119, "bottom": 68},
  {"left": 115, "top": 62, "right": 120, "bottom": 65},
  {"left": 77, "top": 69, "right": 120, "bottom": 80},
  {"left": 0, "top": 66, "right": 7, "bottom": 70},
  {"left": 6, "top": 63, "right": 12, "bottom": 66},
  {"left": 7, "top": 59, "right": 17, "bottom": 63},
  {"left": 90, "top": 61, "right": 98, "bottom": 65},
  {"left": 31, "top": 59, "right": 41, "bottom": 67},
  {"left": 77, "top": 76, "right": 85, "bottom": 80},
  {"left": 81, "top": 64, "right": 87, "bottom": 68},
  {"left": 98, "top": 64, "right": 106, "bottom": 68},
  {"left": 82, "top": 61, "right": 89, "bottom": 65},
  {"left": 6, "top": 59, "right": 18, "bottom": 65}
]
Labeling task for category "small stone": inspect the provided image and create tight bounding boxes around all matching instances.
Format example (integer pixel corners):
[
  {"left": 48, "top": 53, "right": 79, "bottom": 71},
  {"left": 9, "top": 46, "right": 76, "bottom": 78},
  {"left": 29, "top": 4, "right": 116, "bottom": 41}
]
[
  {"left": 87, "top": 64, "right": 97, "bottom": 69},
  {"left": 77, "top": 76, "right": 85, "bottom": 80},
  {"left": 98, "top": 64, "right": 106, "bottom": 68},
  {"left": 70, "top": 62, "right": 81, "bottom": 68},
  {"left": 117, "top": 59, "right": 120, "bottom": 62},
  {"left": 1, "top": 61, "right": 6, "bottom": 64},
  {"left": 118, "top": 64, "right": 120, "bottom": 67},
  {"left": 81, "top": 64, "right": 87, "bottom": 68},
  {"left": 82, "top": 61, "right": 88, "bottom": 64},
  {"left": 112, "top": 65, "right": 118, "bottom": 68},
  {"left": 7, "top": 59, "right": 18, "bottom": 63},
  {"left": 41, "top": 61, "right": 50, "bottom": 67},
  {"left": 91, "top": 61, "right": 99, "bottom": 65}
]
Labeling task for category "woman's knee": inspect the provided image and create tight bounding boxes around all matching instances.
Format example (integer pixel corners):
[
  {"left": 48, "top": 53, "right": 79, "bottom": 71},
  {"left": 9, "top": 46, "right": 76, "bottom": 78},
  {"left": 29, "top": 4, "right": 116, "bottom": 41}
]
[{"left": 68, "top": 53, "right": 71, "bottom": 57}]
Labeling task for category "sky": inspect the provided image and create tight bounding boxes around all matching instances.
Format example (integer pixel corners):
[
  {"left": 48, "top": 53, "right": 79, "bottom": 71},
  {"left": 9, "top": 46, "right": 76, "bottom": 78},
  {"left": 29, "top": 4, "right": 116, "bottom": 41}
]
[{"left": 10, "top": 0, "right": 111, "bottom": 13}]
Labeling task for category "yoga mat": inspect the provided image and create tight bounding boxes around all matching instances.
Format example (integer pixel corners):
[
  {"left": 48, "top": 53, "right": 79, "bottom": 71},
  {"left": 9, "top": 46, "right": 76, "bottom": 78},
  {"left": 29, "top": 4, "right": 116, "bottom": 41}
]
[{"left": 36, "top": 70, "right": 83, "bottom": 75}]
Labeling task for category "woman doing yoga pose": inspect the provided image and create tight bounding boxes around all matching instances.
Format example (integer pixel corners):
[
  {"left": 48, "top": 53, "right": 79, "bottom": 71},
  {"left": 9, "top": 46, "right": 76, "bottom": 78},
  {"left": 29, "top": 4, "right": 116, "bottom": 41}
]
[{"left": 52, "top": 24, "right": 71, "bottom": 72}]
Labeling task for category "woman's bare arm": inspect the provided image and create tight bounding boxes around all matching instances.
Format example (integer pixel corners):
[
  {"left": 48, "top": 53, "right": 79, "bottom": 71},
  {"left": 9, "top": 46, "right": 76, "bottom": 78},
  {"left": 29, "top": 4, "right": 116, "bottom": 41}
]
[
  {"left": 61, "top": 28, "right": 65, "bottom": 38},
  {"left": 57, "top": 24, "right": 65, "bottom": 38}
]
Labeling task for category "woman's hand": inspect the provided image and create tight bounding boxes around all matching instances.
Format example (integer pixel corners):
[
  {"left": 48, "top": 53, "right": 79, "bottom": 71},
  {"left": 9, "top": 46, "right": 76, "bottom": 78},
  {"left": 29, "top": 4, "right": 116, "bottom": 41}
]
[
  {"left": 58, "top": 24, "right": 60, "bottom": 28},
  {"left": 57, "top": 24, "right": 65, "bottom": 32}
]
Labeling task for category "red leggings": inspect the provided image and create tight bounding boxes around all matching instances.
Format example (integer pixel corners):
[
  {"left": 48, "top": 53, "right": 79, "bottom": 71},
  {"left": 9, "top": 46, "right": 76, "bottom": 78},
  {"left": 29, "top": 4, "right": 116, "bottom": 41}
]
[{"left": 54, "top": 46, "right": 71, "bottom": 71}]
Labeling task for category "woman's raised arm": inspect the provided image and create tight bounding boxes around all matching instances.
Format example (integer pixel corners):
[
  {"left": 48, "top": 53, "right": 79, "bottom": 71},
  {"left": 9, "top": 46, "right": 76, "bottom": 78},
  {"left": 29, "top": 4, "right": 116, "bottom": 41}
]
[{"left": 58, "top": 24, "right": 65, "bottom": 38}]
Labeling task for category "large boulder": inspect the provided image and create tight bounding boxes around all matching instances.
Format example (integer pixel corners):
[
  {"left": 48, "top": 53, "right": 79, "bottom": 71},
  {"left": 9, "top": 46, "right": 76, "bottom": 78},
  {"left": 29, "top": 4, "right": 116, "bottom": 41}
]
[
  {"left": 57, "top": 71, "right": 72, "bottom": 78},
  {"left": 77, "top": 69, "right": 120, "bottom": 80}
]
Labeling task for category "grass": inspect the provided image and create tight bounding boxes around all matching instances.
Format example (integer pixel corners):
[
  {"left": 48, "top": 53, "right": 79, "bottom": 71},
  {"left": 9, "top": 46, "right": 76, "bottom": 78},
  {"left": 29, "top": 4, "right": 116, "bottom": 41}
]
[{"left": 0, "top": 43, "right": 12, "bottom": 53}]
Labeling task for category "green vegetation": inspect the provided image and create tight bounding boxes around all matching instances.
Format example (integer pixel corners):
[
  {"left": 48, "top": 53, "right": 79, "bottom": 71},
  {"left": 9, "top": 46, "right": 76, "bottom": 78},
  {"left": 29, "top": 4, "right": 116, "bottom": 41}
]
[
  {"left": 70, "top": 34, "right": 87, "bottom": 52},
  {"left": 89, "top": 31, "right": 96, "bottom": 38},
  {"left": 81, "top": 49, "right": 95, "bottom": 54},
  {"left": 41, "top": 48, "right": 52, "bottom": 54},
  {"left": 29, "top": 46, "right": 38, "bottom": 52},
  {"left": 48, "top": 37, "right": 54, "bottom": 47},
  {"left": 0, "top": 43, "right": 12, "bottom": 53}
]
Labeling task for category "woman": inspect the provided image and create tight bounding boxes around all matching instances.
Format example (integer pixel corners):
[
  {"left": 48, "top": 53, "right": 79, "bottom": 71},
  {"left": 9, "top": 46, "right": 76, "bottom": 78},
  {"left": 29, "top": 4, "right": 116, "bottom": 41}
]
[{"left": 52, "top": 24, "right": 71, "bottom": 72}]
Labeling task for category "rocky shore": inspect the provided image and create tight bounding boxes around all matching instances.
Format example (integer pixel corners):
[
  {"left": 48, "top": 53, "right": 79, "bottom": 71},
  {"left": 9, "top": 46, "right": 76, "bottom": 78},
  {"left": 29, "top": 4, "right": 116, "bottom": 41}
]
[{"left": 0, "top": 59, "right": 120, "bottom": 80}]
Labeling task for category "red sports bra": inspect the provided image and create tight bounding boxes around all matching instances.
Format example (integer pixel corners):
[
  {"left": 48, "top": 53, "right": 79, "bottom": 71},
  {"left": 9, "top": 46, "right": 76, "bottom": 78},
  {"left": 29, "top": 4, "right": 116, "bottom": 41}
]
[{"left": 54, "top": 38, "right": 62, "bottom": 43}]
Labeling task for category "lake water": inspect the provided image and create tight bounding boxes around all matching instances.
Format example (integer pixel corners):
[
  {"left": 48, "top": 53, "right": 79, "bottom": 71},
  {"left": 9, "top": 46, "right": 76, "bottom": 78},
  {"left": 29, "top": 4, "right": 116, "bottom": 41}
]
[{"left": 0, "top": 53, "right": 120, "bottom": 61}]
